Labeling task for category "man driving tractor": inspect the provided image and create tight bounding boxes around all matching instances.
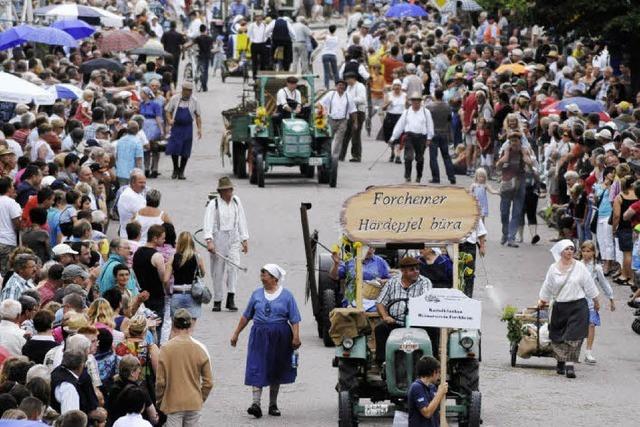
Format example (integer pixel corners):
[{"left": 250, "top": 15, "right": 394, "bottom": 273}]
[
  {"left": 374, "top": 257, "right": 434, "bottom": 370},
  {"left": 273, "top": 76, "right": 309, "bottom": 131}
]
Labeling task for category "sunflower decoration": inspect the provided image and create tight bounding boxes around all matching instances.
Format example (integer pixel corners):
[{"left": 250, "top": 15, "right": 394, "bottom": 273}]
[
  {"left": 314, "top": 104, "right": 327, "bottom": 130},
  {"left": 457, "top": 251, "right": 474, "bottom": 292},
  {"left": 254, "top": 106, "right": 269, "bottom": 131}
]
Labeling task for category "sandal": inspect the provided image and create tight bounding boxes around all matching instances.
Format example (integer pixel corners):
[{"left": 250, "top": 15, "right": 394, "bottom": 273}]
[{"left": 614, "top": 276, "right": 629, "bottom": 285}]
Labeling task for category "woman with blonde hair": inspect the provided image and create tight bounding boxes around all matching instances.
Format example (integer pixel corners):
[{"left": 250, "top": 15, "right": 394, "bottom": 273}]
[
  {"left": 87, "top": 298, "right": 125, "bottom": 344},
  {"left": 164, "top": 232, "right": 206, "bottom": 325}
]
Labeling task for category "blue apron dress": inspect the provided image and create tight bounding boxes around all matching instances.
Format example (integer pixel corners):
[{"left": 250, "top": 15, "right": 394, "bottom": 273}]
[
  {"left": 166, "top": 105, "right": 193, "bottom": 157},
  {"left": 243, "top": 287, "right": 301, "bottom": 387},
  {"left": 140, "top": 101, "right": 162, "bottom": 141}
]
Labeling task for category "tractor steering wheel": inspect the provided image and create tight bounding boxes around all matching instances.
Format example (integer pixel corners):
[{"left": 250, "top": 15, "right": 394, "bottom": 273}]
[{"left": 386, "top": 298, "right": 409, "bottom": 324}]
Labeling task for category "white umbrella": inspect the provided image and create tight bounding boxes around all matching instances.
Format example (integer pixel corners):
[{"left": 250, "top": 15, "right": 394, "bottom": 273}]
[
  {"left": 442, "top": 0, "right": 484, "bottom": 13},
  {"left": 0, "top": 72, "right": 56, "bottom": 105},
  {"left": 34, "top": 4, "right": 124, "bottom": 28}
]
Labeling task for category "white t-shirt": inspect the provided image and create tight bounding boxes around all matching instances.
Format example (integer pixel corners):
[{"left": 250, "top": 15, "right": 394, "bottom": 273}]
[
  {"left": 114, "top": 413, "right": 152, "bottom": 427},
  {"left": 320, "top": 35, "right": 340, "bottom": 56},
  {"left": 0, "top": 195, "right": 22, "bottom": 246},
  {"left": 117, "top": 187, "right": 146, "bottom": 238}
]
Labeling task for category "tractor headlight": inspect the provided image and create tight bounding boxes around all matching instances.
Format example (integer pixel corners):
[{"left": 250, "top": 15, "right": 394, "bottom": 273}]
[
  {"left": 342, "top": 337, "right": 354, "bottom": 350},
  {"left": 460, "top": 336, "right": 474, "bottom": 350}
]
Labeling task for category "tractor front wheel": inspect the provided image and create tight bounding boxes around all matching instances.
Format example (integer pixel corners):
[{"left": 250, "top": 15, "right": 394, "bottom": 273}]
[
  {"left": 338, "top": 390, "right": 358, "bottom": 427},
  {"left": 329, "top": 157, "right": 338, "bottom": 188},
  {"left": 321, "top": 288, "right": 336, "bottom": 347}
]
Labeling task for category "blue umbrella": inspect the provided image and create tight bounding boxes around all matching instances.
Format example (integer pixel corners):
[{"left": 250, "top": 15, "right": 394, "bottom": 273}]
[
  {"left": 385, "top": 4, "right": 428, "bottom": 18},
  {"left": 52, "top": 19, "right": 95, "bottom": 40},
  {"left": 0, "top": 421, "right": 49, "bottom": 426},
  {"left": 0, "top": 24, "right": 78, "bottom": 51},
  {"left": 554, "top": 97, "right": 605, "bottom": 114},
  {"left": 47, "top": 83, "right": 84, "bottom": 100}
]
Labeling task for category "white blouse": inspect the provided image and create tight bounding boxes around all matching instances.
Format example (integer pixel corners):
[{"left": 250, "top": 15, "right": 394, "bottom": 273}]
[
  {"left": 539, "top": 260, "right": 599, "bottom": 303},
  {"left": 387, "top": 92, "right": 406, "bottom": 115}
]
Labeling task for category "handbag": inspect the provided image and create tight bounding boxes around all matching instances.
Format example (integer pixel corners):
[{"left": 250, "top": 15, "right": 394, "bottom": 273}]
[
  {"left": 590, "top": 192, "right": 602, "bottom": 234},
  {"left": 190, "top": 262, "right": 212, "bottom": 304}
]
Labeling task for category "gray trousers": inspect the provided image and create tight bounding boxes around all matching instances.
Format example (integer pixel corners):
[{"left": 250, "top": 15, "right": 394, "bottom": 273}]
[
  {"left": 329, "top": 118, "right": 348, "bottom": 158},
  {"left": 291, "top": 42, "right": 309, "bottom": 74},
  {"left": 165, "top": 410, "right": 201, "bottom": 427}
]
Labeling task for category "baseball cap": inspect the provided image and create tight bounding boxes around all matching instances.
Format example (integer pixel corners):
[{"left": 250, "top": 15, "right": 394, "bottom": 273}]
[
  {"left": 53, "top": 243, "right": 78, "bottom": 257},
  {"left": 173, "top": 308, "right": 193, "bottom": 329},
  {"left": 62, "top": 265, "right": 89, "bottom": 281}
]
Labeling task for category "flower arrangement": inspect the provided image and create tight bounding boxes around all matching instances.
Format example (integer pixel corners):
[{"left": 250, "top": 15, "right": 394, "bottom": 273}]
[
  {"left": 457, "top": 251, "right": 474, "bottom": 292},
  {"left": 314, "top": 104, "right": 327, "bottom": 130},
  {"left": 254, "top": 106, "right": 268, "bottom": 131}
]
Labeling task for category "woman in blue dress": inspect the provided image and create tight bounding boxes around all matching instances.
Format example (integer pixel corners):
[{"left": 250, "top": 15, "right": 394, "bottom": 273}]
[
  {"left": 165, "top": 82, "right": 202, "bottom": 180},
  {"left": 139, "top": 87, "right": 164, "bottom": 178},
  {"left": 231, "top": 263, "right": 301, "bottom": 418}
]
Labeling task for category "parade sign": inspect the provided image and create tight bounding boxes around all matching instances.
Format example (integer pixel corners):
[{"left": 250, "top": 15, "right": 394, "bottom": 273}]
[
  {"left": 340, "top": 185, "right": 480, "bottom": 244},
  {"left": 408, "top": 289, "right": 482, "bottom": 329}
]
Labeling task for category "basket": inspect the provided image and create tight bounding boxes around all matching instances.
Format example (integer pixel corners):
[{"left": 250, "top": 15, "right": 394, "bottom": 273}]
[{"left": 362, "top": 280, "right": 383, "bottom": 300}]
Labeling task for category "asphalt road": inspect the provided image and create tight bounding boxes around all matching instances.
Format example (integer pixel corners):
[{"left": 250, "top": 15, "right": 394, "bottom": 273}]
[{"left": 149, "top": 72, "right": 639, "bottom": 427}]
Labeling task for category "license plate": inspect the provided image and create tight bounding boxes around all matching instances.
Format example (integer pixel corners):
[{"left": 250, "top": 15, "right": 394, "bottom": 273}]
[
  {"left": 364, "top": 403, "right": 389, "bottom": 416},
  {"left": 308, "top": 157, "right": 323, "bottom": 166}
]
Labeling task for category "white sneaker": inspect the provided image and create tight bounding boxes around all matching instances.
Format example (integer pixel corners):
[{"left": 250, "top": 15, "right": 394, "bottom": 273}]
[{"left": 584, "top": 352, "right": 596, "bottom": 364}]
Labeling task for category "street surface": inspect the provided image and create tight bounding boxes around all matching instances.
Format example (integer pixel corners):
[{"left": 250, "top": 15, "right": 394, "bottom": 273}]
[{"left": 151, "top": 75, "right": 639, "bottom": 426}]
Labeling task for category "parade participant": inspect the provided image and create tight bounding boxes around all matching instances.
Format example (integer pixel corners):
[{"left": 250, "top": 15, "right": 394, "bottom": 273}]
[
  {"left": 165, "top": 232, "right": 206, "bottom": 325},
  {"left": 230, "top": 264, "right": 301, "bottom": 418},
  {"left": 156, "top": 309, "right": 213, "bottom": 427},
  {"left": 266, "top": 11, "right": 296, "bottom": 72},
  {"left": 408, "top": 356, "right": 448, "bottom": 427},
  {"left": 390, "top": 92, "right": 434, "bottom": 183},
  {"left": 248, "top": 12, "right": 269, "bottom": 80},
  {"left": 578, "top": 240, "right": 615, "bottom": 364},
  {"left": 417, "top": 248, "right": 453, "bottom": 289},
  {"left": 318, "top": 25, "right": 340, "bottom": 90},
  {"left": 203, "top": 177, "right": 249, "bottom": 312},
  {"left": 139, "top": 89, "right": 163, "bottom": 179},
  {"left": 318, "top": 79, "right": 357, "bottom": 159},
  {"left": 161, "top": 21, "right": 187, "bottom": 83},
  {"left": 339, "top": 53, "right": 370, "bottom": 83},
  {"left": 192, "top": 25, "right": 214, "bottom": 92},
  {"left": 165, "top": 82, "right": 202, "bottom": 180},
  {"left": 426, "top": 89, "right": 456, "bottom": 184},
  {"left": 374, "top": 257, "right": 432, "bottom": 369},
  {"left": 382, "top": 79, "right": 406, "bottom": 164},
  {"left": 276, "top": 76, "right": 303, "bottom": 117},
  {"left": 340, "top": 72, "right": 367, "bottom": 163},
  {"left": 538, "top": 240, "right": 599, "bottom": 379},
  {"left": 329, "top": 244, "right": 390, "bottom": 309}
]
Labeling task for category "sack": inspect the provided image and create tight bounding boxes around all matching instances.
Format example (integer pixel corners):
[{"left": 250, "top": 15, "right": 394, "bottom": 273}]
[{"left": 190, "top": 265, "right": 212, "bottom": 304}]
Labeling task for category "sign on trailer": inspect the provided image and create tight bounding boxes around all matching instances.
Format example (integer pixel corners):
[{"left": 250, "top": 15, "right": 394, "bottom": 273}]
[
  {"left": 408, "top": 288, "right": 482, "bottom": 330},
  {"left": 340, "top": 185, "right": 480, "bottom": 244}
]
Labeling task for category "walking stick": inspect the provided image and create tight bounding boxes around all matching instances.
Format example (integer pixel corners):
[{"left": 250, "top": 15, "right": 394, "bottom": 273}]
[{"left": 367, "top": 143, "right": 390, "bottom": 171}]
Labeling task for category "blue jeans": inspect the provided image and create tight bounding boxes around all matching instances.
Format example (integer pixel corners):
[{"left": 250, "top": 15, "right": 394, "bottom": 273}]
[
  {"left": 500, "top": 182, "right": 526, "bottom": 243},
  {"left": 198, "top": 56, "right": 210, "bottom": 90},
  {"left": 429, "top": 134, "right": 455, "bottom": 183},
  {"left": 322, "top": 54, "right": 338, "bottom": 89}
]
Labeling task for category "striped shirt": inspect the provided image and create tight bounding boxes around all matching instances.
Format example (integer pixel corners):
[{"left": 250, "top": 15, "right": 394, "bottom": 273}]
[
  {"left": 376, "top": 274, "right": 432, "bottom": 324},
  {"left": 0, "top": 273, "right": 36, "bottom": 302}
]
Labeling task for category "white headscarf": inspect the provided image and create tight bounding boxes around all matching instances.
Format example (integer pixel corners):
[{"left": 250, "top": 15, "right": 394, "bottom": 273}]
[
  {"left": 262, "top": 263, "right": 286, "bottom": 283},
  {"left": 550, "top": 239, "right": 575, "bottom": 262}
]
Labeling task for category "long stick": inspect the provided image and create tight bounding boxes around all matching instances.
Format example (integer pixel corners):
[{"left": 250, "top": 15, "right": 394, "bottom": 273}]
[
  {"left": 214, "top": 252, "right": 248, "bottom": 272},
  {"left": 367, "top": 143, "right": 390, "bottom": 171}
]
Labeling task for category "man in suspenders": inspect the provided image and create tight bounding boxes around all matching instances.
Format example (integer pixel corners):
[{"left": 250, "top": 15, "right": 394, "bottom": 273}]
[
  {"left": 203, "top": 177, "right": 249, "bottom": 312},
  {"left": 318, "top": 79, "right": 357, "bottom": 158}
]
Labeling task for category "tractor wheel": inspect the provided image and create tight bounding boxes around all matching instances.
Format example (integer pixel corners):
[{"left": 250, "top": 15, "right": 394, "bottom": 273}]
[
  {"left": 338, "top": 359, "right": 360, "bottom": 393},
  {"left": 300, "top": 164, "right": 315, "bottom": 178},
  {"left": 338, "top": 390, "right": 358, "bottom": 427},
  {"left": 453, "top": 358, "right": 480, "bottom": 395},
  {"left": 235, "top": 142, "right": 248, "bottom": 178},
  {"left": 321, "top": 288, "right": 336, "bottom": 347},
  {"left": 249, "top": 149, "right": 257, "bottom": 185},
  {"left": 318, "top": 163, "right": 330, "bottom": 184},
  {"left": 459, "top": 391, "right": 482, "bottom": 427},
  {"left": 510, "top": 342, "right": 518, "bottom": 367},
  {"left": 633, "top": 317, "right": 640, "bottom": 335},
  {"left": 318, "top": 253, "right": 337, "bottom": 338},
  {"left": 329, "top": 157, "right": 338, "bottom": 188},
  {"left": 256, "top": 153, "right": 265, "bottom": 188}
]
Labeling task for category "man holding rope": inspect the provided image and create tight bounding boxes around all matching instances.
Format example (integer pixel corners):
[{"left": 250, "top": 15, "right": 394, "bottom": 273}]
[{"left": 203, "top": 177, "right": 249, "bottom": 312}]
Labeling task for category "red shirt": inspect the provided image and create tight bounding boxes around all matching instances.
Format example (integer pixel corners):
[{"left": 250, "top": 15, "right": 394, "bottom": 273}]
[
  {"left": 21, "top": 196, "right": 50, "bottom": 231},
  {"left": 381, "top": 56, "right": 404, "bottom": 85},
  {"left": 629, "top": 200, "right": 640, "bottom": 227},
  {"left": 584, "top": 172, "right": 597, "bottom": 195},
  {"left": 462, "top": 93, "right": 477, "bottom": 129},
  {"left": 38, "top": 280, "right": 58, "bottom": 307}
]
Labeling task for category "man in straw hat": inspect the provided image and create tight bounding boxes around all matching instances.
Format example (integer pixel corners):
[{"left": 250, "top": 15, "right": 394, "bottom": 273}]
[
  {"left": 390, "top": 92, "right": 434, "bottom": 183},
  {"left": 203, "top": 177, "right": 249, "bottom": 312}
]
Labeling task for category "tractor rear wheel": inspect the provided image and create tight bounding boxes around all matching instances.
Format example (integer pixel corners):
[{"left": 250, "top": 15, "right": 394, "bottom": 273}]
[
  {"left": 459, "top": 391, "right": 481, "bottom": 427},
  {"left": 321, "top": 288, "right": 336, "bottom": 347},
  {"left": 338, "top": 391, "right": 358, "bottom": 427},
  {"left": 300, "top": 164, "right": 315, "bottom": 178},
  {"left": 255, "top": 153, "right": 265, "bottom": 188}
]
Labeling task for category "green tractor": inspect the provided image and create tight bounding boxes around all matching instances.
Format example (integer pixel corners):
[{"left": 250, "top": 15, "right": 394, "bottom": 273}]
[
  {"left": 248, "top": 74, "right": 337, "bottom": 188},
  {"left": 331, "top": 246, "right": 482, "bottom": 427}
]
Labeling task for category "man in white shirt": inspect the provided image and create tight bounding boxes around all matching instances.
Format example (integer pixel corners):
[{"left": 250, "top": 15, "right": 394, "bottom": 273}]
[
  {"left": 151, "top": 15, "right": 164, "bottom": 39},
  {"left": 0, "top": 176, "right": 21, "bottom": 275},
  {"left": 248, "top": 12, "right": 268, "bottom": 80},
  {"left": 459, "top": 219, "right": 488, "bottom": 297},
  {"left": 340, "top": 72, "right": 367, "bottom": 162},
  {"left": 51, "top": 349, "right": 86, "bottom": 414},
  {"left": 0, "top": 299, "right": 26, "bottom": 355},
  {"left": 117, "top": 169, "right": 147, "bottom": 238},
  {"left": 318, "top": 79, "right": 357, "bottom": 158},
  {"left": 291, "top": 16, "right": 312, "bottom": 74},
  {"left": 203, "top": 177, "right": 249, "bottom": 313},
  {"left": 273, "top": 76, "right": 304, "bottom": 133},
  {"left": 391, "top": 92, "right": 434, "bottom": 183}
]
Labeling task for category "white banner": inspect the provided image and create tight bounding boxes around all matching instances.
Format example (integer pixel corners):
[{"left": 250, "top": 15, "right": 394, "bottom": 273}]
[{"left": 408, "top": 288, "right": 481, "bottom": 329}]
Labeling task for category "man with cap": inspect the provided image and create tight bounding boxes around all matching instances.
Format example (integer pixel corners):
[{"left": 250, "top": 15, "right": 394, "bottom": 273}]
[
  {"left": 248, "top": 11, "right": 269, "bottom": 80},
  {"left": 0, "top": 146, "right": 16, "bottom": 178},
  {"left": 340, "top": 72, "right": 367, "bottom": 162},
  {"left": 317, "top": 79, "right": 357, "bottom": 159},
  {"left": 61, "top": 264, "right": 90, "bottom": 293},
  {"left": 273, "top": 76, "right": 304, "bottom": 133},
  {"left": 53, "top": 243, "right": 79, "bottom": 266},
  {"left": 390, "top": 92, "right": 434, "bottom": 183},
  {"left": 165, "top": 81, "right": 202, "bottom": 180},
  {"left": 203, "top": 177, "right": 249, "bottom": 312},
  {"left": 374, "top": 257, "right": 433, "bottom": 369}
]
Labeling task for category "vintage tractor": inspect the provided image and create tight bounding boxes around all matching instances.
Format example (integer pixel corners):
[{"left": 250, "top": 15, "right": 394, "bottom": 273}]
[{"left": 249, "top": 74, "right": 337, "bottom": 188}]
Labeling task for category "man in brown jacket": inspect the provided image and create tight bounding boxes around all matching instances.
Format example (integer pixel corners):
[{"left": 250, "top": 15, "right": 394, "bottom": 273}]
[{"left": 156, "top": 309, "right": 213, "bottom": 426}]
